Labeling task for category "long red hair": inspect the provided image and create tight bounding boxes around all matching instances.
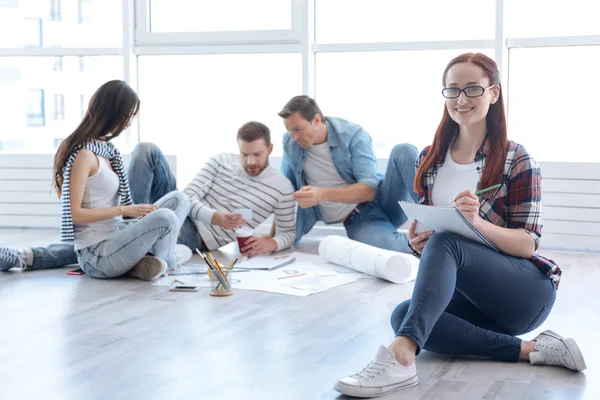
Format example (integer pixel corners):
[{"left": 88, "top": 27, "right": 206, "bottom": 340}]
[{"left": 414, "top": 53, "right": 508, "bottom": 193}]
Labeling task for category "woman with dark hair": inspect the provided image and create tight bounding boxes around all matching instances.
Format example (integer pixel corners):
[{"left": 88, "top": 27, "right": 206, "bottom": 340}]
[
  {"left": 53, "top": 80, "right": 189, "bottom": 280},
  {"left": 334, "top": 53, "right": 586, "bottom": 398}
]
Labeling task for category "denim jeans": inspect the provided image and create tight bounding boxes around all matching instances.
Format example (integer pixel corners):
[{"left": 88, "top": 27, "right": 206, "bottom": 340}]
[
  {"left": 391, "top": 232, "right": 556, "bottom": 362},
  {"left": 127, "top": 142, "right": 204, "bottom": 251},
  {"left": 345, "top": 143, "right": 419, "bottom": 254},
  {"left": 28, "top": 243, "right": 78, "bottom": 270},
  {"left": 77, "top": 190, "right": 189, "bottom": 278}
]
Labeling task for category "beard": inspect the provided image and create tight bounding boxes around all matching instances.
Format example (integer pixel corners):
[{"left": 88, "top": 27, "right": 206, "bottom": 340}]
[{"left": 243, "top": 162, "right": 267, "bottom": 176}]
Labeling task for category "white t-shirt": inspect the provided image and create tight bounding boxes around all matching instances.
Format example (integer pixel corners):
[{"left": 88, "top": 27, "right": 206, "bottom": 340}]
[
  {"left": 304, "top": 142, "right": 357, "bottom": 223},
  {"left": 431, "top": 147, "right": 479, "bottom": 207}
]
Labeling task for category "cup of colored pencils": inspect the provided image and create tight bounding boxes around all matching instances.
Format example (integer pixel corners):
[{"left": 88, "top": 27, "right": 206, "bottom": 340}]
[
  {"left": 196, "top": 249, "right": 234, "bottom": 297},
  {"left": 209, "top": 270, "right": 232, "bottom": 297}
]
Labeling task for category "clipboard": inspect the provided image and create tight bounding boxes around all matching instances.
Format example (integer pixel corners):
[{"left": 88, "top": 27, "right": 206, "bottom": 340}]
[{"left": 398, "top": 201, "right": 501, "bottom": 252}]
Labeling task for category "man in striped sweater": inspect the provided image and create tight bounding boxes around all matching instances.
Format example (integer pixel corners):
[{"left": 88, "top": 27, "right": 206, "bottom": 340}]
[{"left": 128, "top": 121, "right": 297, "bottom": 256}]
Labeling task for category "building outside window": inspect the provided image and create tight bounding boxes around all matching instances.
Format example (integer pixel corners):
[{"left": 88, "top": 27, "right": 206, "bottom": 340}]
[
  {"left": 26, "top": 89, "right": 46, "bottom": 127},
  {"left": 53, "top": 93, "right": 65, "bottom": 120}
]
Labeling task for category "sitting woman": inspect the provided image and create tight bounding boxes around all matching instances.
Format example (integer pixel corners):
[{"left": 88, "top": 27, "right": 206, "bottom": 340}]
[
  {"left": 334, "top": 53, "right": 586, "bottom": 398},
  {"left": 53, "top": 80, "right": 189, "bottom": 280}
]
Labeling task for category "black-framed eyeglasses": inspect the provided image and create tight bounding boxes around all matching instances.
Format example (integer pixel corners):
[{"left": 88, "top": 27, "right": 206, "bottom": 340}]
[{"left": 441, "top": 84, "right": 496, "bottom": 99}]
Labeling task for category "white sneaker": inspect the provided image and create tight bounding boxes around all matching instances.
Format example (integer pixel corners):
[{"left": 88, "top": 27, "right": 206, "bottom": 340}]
[
  {"left": 175, "top": 244, "right": 193, "bottom": 267},
  {"left": 530, "top": 330, "right": 587, "bottom": 371},
  {"left": 334, "top": 345, "right": 418, "bottom": 398},
  {"left": 533, "top": 329, "right": 564, "bottom": 344},
  {"left": 127, "top": 256, "right": 168, "bottom": 281}
]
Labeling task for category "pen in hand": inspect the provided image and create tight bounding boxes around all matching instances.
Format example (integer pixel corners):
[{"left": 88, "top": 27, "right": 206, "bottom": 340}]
[
  {"left": 453, "top": 184, "right": 503, "bottom": 207},
  {"left": 474, "top": 183, "right": 502, "bottom": 196}
]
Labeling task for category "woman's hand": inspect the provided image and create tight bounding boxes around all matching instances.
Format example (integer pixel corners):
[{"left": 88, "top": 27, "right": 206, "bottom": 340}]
[
  {"left": 120, "top": 204, "right": 158, "bottom": 218},
  {"left": 408, "top": 219, "right": 434, "bottom": 254},
  {"left": 454, "top": 189, "right": 482, "bottom": 226}
]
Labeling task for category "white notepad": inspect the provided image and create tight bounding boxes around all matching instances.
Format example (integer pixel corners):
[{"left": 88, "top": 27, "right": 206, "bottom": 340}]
[{"left": 398, "top": 201, "right": 500, "bottom": 252}]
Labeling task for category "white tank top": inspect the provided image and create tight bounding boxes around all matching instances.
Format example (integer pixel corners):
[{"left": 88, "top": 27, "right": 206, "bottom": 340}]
[{"left": 74, "top": 156, "right": 122, "bottom": 250}]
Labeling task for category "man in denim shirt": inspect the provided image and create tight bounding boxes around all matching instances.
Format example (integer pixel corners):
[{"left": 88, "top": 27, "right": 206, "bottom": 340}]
[{"left": 278, "top": 95, "right": 419, "bottom": 253}]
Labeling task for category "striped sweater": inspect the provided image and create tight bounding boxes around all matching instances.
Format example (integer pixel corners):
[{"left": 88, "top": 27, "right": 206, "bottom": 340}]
[
  {"left": 183, "top": 153, "right": 296, "bottom": 251},
  {"left": 60, "top": 139, "right": 131, "bottom": 243}
]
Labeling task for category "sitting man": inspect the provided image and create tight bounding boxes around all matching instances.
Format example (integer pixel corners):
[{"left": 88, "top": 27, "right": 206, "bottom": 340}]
[
  {"left": 278, "top": 95, "right": 418, "bottom": 253},
  {"left": 1, "top": 121, "right": 296, "bottom": 271},
  {"left": 128, "top": 120, "right": 296, "bottom": 256}
]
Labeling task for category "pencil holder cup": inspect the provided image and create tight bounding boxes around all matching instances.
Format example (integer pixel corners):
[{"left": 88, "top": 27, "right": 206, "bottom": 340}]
[{"left": 209, "top": 269, "right": 233, "bottom": 297}]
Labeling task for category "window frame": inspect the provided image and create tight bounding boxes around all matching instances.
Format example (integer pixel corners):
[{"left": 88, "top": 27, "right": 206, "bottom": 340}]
[{"left": 134, "top": 0, "right": 304, "bottom": 46}]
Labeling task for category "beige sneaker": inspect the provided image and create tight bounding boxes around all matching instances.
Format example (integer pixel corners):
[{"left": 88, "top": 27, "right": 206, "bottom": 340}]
[
  {"left": 334, "top": 345, "right": 418, "bottom": 398},
  {"left": 127, "top": 256, "right": 168, "bottom": 281},
  {"left": 530, "top": 330, "right": 586, "bottom": 371}
]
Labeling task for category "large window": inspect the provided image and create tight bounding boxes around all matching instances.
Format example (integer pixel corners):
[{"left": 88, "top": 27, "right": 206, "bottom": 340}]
[
  {"left": 0, "top": 57, "right": 122, "bottom": 152},
  {"left": 149, "top": 0, "right": 293, "bottom": 33},
  {"left": 137, "top": 0, "right": 302, "bottom": 46},
  {"left": 313, "top": 1, "right": 498, "bottom": 159},
  {"left": 508, "top": 46, "right": 600, "bottom": 163},
  {"left": 316, "top": 0, "right": 495, "bottom": 43},
  {"left": 505, "top": 0, "right": 600, "bottom": 38},
  {"left": 0, "top": 0, "right": 122, "bottom": 48},
  {"left": 316, "top": 50, "right": 494, "bottom": 157},
  {"left": 0, "top": 0, "right": 124, "bottom": 153},
  {"left": 138, "top": 53, "right": 302, "bottom": 184},
  {"left": 0, "top": 0, "right": 599, "bottom": 166}
]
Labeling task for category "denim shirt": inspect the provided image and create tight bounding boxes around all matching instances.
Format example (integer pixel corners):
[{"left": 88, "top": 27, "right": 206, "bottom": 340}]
[{"left": 280, "top": 116, "right": 382, "bottom": 243}]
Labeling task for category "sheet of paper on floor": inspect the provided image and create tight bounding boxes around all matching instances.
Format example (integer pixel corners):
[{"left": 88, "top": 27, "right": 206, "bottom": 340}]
[{"left": 153, "top": 252, "right": 363, "bottom": 296}]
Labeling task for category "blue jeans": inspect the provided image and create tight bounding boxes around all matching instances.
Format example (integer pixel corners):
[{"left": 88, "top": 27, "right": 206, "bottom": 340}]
[
  {"left": 28, "top": 243, "right": 78, "bottom": 270},
  {"left": 78, "top": 190, "right": 189, "bottom": 278},
  {"left": 391, "top": 232, "right": 556, "bottom": 362},
  {"left": 127, "top": 142, "right": 204, "bottom": 251},
  {"left": 345, "top": 143, "right": 419, "bottom": 253}
]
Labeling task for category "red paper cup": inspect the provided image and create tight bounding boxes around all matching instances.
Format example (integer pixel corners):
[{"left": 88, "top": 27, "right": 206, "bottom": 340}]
[{"left": 235, "top": 227, "right": 254, "bottom": 252}]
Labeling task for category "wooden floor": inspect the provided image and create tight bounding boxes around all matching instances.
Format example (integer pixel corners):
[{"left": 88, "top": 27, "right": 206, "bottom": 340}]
[{"left": 0, "top": 229, "right": 598, "bottom": 400}]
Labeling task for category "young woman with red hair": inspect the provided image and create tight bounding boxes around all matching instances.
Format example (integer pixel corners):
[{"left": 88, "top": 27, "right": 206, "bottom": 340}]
[{"left": 334, "top": 53, "right": 586, "bottom": 398}]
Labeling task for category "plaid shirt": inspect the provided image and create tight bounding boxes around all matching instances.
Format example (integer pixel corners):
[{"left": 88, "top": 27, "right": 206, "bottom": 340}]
[{"left": 416, "top": 134, "right": 561, "bottom": 286}]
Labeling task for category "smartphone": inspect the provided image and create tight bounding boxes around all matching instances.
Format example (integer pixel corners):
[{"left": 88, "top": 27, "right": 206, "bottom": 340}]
[
  {"left": 169, "top": 285, "right": 200, "bottom": 292},
  {"left": 67, "top": 268, "right": 85, "bottom": 276}
]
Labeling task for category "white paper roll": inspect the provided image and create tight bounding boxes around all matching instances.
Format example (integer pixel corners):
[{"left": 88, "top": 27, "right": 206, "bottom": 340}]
[{"left": 318, "top": 236, "right": 419, "bottom": 283}]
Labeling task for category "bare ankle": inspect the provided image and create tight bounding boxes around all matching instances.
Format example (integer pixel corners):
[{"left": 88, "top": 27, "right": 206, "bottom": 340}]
[
  {"left": 520, "top": 340, "right": 536, "bottom": 361},
  {"left": 389, "top": 336, "right": 417, "bottom": 366}
]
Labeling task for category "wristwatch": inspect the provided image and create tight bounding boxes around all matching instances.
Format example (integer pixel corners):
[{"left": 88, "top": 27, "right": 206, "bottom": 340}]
[{"left": 408, "top": 242, "right": 421, "bottom": 259}]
